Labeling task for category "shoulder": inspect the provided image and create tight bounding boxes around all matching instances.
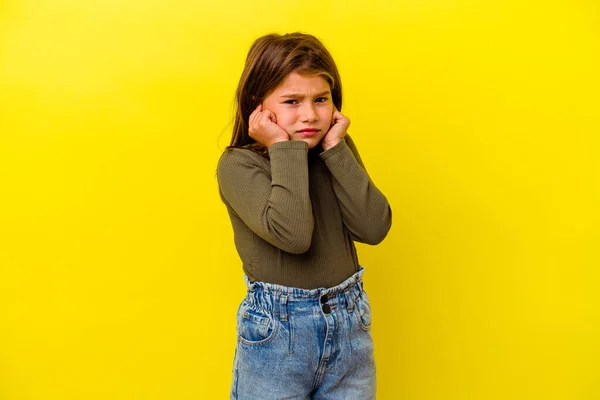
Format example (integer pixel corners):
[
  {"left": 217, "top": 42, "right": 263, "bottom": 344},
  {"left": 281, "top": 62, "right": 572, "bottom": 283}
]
[
  {"left": 342, "top": 133, "right": 365, "bottom": 165},
  {"left": 217, "top": 147, "right": 269, "bottom": 175},
  {"left": 344, "top": 133, "right": 357, "bottom": 148}
]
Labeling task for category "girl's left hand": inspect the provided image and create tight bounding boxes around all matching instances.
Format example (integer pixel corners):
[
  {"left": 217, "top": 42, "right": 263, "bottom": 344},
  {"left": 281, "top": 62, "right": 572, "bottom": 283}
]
[{"left": 322, "top": 107, "right": 350, "bottom": 151}]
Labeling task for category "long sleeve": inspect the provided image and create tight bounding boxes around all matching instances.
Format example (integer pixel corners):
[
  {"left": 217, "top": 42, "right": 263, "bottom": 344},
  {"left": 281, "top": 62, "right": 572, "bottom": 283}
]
[
  {"left": 217, "top": 140, "right": 314, "bottom": 254},
  {"left": 319, "top": 134, "right": 392, "bottom": 245}
]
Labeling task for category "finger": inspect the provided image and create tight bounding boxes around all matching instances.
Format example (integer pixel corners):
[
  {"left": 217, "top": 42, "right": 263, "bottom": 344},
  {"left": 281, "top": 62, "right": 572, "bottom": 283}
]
[
  {"left": 249, "top": 111, "right": 259, "bottom": 128},
  {"left": 263, "top": 109, "right": 277, "bottom": 124},
  {"left": 331, "top": 111, "right": 340, "bottom": 123},
  {"left": 249, "top": 105, "right": 263, "bottom": 127}
]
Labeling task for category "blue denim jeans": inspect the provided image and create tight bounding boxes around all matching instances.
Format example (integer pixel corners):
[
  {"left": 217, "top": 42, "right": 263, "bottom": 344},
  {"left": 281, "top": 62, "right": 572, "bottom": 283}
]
[{"left": 230, "top": 266, "right": 376, "bottom": 399}]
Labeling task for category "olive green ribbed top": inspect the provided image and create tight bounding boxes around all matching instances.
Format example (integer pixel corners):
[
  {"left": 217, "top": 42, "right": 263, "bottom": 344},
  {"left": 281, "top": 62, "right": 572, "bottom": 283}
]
[{"left": 216, "top": 134, "right": 392, "bottom": 289}]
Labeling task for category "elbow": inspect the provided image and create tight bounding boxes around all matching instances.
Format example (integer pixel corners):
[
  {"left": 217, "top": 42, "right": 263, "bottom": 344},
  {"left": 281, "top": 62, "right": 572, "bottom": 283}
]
[
  {"left": 359, "top": 207, "right": 392, "bottom": 245},
  {"left": 362, "top": 228, "right": 389, "bottom": 245},
  {"left": 283, "top": 240, "right": 312, "bottom": 254},
  {"left": 271, "top": 219, "right": 314, "bottom": 254},
  {"left": 280, "top": 230, "right": 313, "bottom": 254}
]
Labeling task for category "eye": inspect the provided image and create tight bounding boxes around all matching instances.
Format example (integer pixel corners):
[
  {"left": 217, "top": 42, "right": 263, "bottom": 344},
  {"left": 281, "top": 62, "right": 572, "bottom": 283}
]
[
  {"left": 284, "top": 99, "right": 298, "bottom": 105},
  {"left": 315, "top": 97, "right": 328, "bottom": 103}
]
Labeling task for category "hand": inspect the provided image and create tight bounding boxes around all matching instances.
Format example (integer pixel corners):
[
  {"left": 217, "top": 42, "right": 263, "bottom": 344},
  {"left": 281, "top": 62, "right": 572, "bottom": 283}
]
[
  {"left": 248, "top": 104, "right": 290, "bottom": 148},
  {"left": 322, "top": 106, "right": 350, "bottom": 151}
]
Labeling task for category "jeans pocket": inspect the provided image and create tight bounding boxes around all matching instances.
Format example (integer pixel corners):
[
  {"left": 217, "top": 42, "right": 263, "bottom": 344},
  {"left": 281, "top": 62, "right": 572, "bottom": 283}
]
[
  {"left": 355, "top": 290, "right": 372, "bottom": 332},
  {"left": 237, "top": 301, "right": 279, "bottom": 346}
]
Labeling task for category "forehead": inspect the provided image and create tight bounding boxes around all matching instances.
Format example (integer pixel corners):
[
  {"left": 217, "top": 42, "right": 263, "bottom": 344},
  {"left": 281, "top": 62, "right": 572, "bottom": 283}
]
[{"left": 273, "top": 72, "right": 330, "bottom": 94}]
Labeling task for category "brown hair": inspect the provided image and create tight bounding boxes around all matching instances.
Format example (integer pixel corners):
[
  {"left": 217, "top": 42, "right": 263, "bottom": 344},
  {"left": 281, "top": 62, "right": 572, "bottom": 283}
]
[{"left": 226, "top": 32, "right": 343, "bottom": 158}]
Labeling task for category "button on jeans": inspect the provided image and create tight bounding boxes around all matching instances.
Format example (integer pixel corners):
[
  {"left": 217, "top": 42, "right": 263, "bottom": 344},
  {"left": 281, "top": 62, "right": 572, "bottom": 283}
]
[{"left": 230, "top": 266, "right": 376, "bottom": 399}]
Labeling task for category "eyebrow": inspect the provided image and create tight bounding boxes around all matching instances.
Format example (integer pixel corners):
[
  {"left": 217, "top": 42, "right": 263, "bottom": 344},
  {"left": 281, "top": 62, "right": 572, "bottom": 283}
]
[{"left": 280, "top": 91, "right": 331, "bottom": 98}]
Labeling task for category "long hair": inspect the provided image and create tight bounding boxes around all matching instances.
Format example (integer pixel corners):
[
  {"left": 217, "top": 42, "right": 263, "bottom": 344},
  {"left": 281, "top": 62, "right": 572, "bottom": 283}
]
[{"left": 227, "top": 32, "right": 343, "bottom": 158}]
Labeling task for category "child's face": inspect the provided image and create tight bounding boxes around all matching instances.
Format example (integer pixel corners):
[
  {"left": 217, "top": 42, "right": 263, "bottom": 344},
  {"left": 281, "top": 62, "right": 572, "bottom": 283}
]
[{"left": 262, "top": 72, "right": 334, "bottom": 149}]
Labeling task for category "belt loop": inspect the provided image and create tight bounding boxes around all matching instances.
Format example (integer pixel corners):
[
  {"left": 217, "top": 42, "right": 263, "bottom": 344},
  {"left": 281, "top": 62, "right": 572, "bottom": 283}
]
[
  {"left": 343, "top": 288, "right": 354, "bottom": 313},
  {"left": 280, "top": 294, "right": 288, "bottom": 321}
]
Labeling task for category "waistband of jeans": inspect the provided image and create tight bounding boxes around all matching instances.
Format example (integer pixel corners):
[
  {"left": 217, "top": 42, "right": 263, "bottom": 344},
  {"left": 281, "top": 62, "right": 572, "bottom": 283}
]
[{"left": 243, "top": 265, "right": 365, "bottom": 300}]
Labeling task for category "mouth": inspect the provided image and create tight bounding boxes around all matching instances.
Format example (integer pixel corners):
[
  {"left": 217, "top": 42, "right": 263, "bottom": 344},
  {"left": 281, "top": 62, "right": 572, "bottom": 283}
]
[{"left": 298, "top": 129, "right": 320, "bottom": 137}]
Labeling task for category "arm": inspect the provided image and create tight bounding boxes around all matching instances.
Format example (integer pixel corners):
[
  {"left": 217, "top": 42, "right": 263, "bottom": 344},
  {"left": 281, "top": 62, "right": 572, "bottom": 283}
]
[
  {"left": 217, "top": 140, "right": 314, "bottom": 254},
  {"left": 320, "top": 134, "right": 392, "bottom": 244}
]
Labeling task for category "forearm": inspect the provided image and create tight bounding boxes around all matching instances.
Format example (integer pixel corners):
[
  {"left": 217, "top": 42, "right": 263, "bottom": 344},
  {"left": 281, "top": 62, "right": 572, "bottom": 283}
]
[{"left": 320, "top": 138, "right": 392, "bottom": 244}]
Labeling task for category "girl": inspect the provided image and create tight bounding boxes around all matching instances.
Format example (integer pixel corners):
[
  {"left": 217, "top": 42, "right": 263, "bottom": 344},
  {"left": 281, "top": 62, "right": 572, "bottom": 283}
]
[{"left": 216, "top": 32, "right": 392, "bottom": 399}]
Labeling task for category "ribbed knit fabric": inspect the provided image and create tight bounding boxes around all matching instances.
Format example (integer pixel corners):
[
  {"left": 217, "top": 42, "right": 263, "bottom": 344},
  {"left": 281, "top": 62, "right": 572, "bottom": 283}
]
[{"left": 216, "top": 134, "right": 392, "bottom": 289}]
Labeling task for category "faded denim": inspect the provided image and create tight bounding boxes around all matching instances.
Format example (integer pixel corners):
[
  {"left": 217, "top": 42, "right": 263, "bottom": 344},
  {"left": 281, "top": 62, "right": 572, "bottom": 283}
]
[{"left": 230, "top": 266, "right": 376, "bottom": 399}]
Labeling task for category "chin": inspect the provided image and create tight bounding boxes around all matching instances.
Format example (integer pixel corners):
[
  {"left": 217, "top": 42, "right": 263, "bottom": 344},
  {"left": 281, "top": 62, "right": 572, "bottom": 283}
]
[
  {"left": 305, "top": 139, "right": 321, "bottom": 149},
  {"left": 295, "top": 136, "right": 322, "bottom": 149}
]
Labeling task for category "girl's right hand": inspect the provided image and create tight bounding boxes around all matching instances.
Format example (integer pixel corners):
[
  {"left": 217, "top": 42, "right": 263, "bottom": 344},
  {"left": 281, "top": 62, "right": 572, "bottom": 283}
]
[{"left": 248, "top": 104, "right": 290, "bottom": 148}]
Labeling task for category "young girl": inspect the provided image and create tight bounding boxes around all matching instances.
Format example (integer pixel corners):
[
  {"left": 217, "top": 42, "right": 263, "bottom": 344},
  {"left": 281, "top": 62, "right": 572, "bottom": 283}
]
[{"left": 217, "top": 32, "right": 392, "bottom": 399}]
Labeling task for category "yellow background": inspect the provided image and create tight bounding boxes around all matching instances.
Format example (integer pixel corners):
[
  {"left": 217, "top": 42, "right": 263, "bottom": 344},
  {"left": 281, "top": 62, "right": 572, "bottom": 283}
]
[{"left": 1, "top": 0, "right": 599, "bottom": 398}]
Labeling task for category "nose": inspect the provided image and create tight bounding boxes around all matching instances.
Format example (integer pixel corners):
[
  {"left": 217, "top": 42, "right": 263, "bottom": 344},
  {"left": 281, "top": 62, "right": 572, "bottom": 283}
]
[{"left": 300, "top": 103, "right": 318, "bottom": 123}]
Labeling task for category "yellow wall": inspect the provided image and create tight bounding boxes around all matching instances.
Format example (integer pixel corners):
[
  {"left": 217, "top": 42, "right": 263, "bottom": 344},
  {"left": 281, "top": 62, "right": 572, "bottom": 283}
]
[{"left": 1, "top": 0, "right": 599, "bottom": 398}]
